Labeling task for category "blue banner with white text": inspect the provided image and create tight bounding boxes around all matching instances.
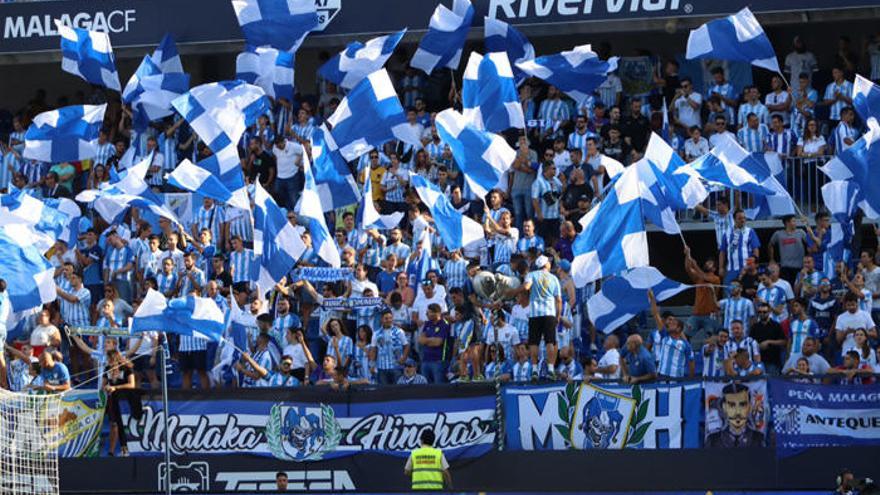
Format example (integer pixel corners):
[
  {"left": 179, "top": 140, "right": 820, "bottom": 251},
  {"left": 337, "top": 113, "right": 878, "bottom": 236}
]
[
  {"left": 770, "top": 380, "right": 880, "bottom": 457},
  {"left": 503, "top": 381, "right": 703, "bottom": 450}
]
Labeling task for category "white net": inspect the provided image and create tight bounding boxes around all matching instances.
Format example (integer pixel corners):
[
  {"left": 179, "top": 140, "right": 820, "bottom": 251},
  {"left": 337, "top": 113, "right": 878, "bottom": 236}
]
[{"left": 0, "top": 389, "right": 62, "bottom": 495}]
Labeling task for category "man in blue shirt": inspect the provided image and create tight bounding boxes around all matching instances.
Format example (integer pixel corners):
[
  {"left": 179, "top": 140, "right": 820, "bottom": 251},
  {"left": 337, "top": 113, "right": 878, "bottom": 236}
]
[
  {"left": 418, "top": 303, "right": 451, "bottom": 384},
  {"left": 621, "top": 335, "right": 656, "bottom": 384},
  {"left": 516, "top": 255, "right": 562, "bottom": 380},
  {"left": 37, "top": 351, "right": 71, "bottom": 393}
]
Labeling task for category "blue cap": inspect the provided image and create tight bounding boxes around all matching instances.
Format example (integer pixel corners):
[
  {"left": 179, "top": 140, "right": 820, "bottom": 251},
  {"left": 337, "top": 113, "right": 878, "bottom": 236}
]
[
  {"left": 558, "top": 260, "right": 572, "bottom": 272},
  {"left": 404, "top": 358, "right": 417, "bottom": 367}
]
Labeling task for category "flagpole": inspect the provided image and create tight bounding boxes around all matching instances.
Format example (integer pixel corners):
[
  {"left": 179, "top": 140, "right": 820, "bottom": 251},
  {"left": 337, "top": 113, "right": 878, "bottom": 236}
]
[{"left": 159, "top": 332, "right": 172, "bottom": 495}]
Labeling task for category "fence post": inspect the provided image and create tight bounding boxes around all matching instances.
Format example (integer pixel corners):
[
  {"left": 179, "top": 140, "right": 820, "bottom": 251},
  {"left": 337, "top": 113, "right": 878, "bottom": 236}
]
[{"left": 495, "top": 381, "right": 504, "bottom": 451}]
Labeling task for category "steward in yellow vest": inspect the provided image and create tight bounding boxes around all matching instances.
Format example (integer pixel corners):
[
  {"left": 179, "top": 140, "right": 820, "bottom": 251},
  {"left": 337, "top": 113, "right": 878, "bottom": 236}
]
[{"left": 404, "top": 429, "right": 451, "bottom": 490}]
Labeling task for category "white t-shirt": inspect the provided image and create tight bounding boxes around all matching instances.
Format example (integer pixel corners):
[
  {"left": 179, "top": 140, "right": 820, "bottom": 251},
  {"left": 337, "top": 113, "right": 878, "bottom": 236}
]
[
  {"left": 684, "top": 137, "right": 709, "bottom": 160},
  {"left": 350, "top": 278, "right": 379, "bottom": 298},
  {"left": 128, "top": 331, "right": 157, "bottom": 358},
  {"left": 483, "top": 323, "right": 519, "bottom": 347},
  {"left": 31, "top": 325, "right": 59, "bottom": 346},
  {"left": 411, "top": 292, "right": 448, "bottom": 322},
  {"left": 834, "top": 310, "right": 876, "bottom": 350},
  {"left": 675, "top": 92, "right": 703, "bottom": 128},
  {"left": 283, "top": 343, "right": 308, "bottom": 369},
  {"left": 709, "top": 131, "right": 736, "bottom": 149},
  {"left": 597, "top": 348, "right": 621, "bottom": 379},
  {"left": 273, "top": 141, "right": 303, "bottom": 179}
]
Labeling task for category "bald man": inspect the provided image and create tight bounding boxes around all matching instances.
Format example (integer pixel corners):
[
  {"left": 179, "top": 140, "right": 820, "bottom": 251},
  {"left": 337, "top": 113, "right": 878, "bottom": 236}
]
[{"left": 621, "top": 335, "right": 656, "bottom": 384}]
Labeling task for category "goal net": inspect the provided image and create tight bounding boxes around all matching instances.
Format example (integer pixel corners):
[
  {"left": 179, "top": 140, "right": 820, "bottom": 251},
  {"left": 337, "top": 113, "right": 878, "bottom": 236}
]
[{"left": 0, "top": 389, "right": 63, "bottom": 495}]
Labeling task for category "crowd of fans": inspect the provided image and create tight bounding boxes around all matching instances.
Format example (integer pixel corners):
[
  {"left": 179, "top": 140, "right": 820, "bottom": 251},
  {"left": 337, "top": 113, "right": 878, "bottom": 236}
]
[{"left": 1, "top": 36, "right": 879, "bottom": 403}]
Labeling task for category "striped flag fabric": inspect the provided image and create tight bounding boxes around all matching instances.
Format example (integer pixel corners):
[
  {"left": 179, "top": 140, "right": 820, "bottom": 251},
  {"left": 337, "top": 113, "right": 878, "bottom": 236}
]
[
  {"left": 410, "top": 0, "right": 474, "bottom": 74},
  {"left": 151, "top": 33, "right": 184, "bottom": 73},
  {"left": 167, "top": 159, "right": 250, "bottom": 211},
  {"left": 231, "top": 0, "right": 319, "bottom": 52},
  {"left": 131, "top": 289, "right": 225, "bottom": 341},
  {"left": 310, "top": 125, "right": 361, "bottom": 212},
  {"left": 56, "top": 20, "right": 121, "bottom": 91},
  {"left": 483, "top": 17, "right": 535, "bottom": 84},
  {"left": 853, "top": 75, "right": 880, "bottom": 125},
  {"left": 516, "top": 45, "right": 618, "bottom": 107},
  {"left": 677, "top": 133, "right": 776, "bottom": 196},
  {"left": 236, "top": 46, "right": 295, "bottom": 101},
  {"left": 0, "top": 224, "right": 57, "bottom": 312},
  {"left": 820, "top": 118, "right": 880, "bottom": 218},
  {"left": 588, "top": 267, "right": 692, "bottom": 334},
  {"left": 23, "top": 104, "right": 106, "bottom": 163},
  {"left": 319, "top": 29, "right": 407, "bottom": 90},
  {"left": 252, "top": 180, "right": 306, "bottom": 288},
  {"left": 462, "top": 51, "right": 525, "bottom": 132},
  {"left": 686, "top": 7, "right": 780, "bottom": 73},
  {"left": 299, "top": 153, "right": 341, "bottom": 267},
  {"left": 357, "top": 169, "right": 404, "bottom": 231},
  {"left": 123, "top": 56, "right": 190, "bottom": 131},
  {"left": 411, "top": 175, "right": 484, "bottom": 251}
]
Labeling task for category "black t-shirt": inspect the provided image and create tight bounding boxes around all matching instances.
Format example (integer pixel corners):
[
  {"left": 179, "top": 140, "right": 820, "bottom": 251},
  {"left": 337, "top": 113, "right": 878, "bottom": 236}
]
[
  {"left": 750, "top": 319, "right": 786, "bottom": 367},
  {"left": 211, "top": 270, "right": 234, "bottom": 292},
  {"left": 739, "top": 272, "right": 759, "bottom": 299},
  {"left": 561, "top": 182, "right": 592, "bottom": 212},
  {"left": 104, "top": 363, "right": 132, "bottom": 387},
  {"left": 601, "top": 139, "right": 631, "bottom": 165},
  {"left": 621, "top": 115, "right": 650, "bottom": 151},
  {"left": 247, "top": 151, "right": 276, "bottom": 182}
]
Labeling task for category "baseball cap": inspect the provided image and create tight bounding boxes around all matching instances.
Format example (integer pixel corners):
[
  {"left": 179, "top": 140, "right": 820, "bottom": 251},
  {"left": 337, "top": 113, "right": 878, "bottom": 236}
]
[
  {"left": 404, "top": 358, "right": 417, "bottom": 367},
  {"left": 535, "top": 255, "right": 551, "bottom": 269},
  {"left": 558, "top": 260, "right": 571, "bottom": 273}
]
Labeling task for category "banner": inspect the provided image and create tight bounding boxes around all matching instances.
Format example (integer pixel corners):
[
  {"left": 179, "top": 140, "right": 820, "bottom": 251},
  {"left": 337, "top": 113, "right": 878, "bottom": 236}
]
[
  {"left": 770, "top": 380, "right": 880, "bottom": 455},
  {"left": 121, "top": 386, "right": 496, "bottom": 461},
  {"left": 57, "top": 390, "right": 106, "bottom": 458},
  {"left": 704, "top": 380, "right": 768, "bottom": 448},
  {"left": 502, "top": 381, "right": 702, "bottom": 450}
]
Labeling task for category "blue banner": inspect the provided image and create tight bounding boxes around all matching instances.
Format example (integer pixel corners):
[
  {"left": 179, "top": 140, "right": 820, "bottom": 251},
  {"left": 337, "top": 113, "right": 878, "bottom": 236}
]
[
  {"left": 503, "top": 381, "right": 702, "bottom": 450},
  {"left": 770, "top": 379, "right": 880, "bottom": 456},
  {"left": 121, "top": 388, "right": 496, "bottom": 461}
]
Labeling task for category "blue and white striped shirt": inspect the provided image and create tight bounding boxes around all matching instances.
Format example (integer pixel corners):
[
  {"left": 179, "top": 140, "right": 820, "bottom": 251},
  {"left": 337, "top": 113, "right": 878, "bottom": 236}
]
[
  {"left": 757, "top": 285, "right": 787, "bottom": 323},
  {"left": 567, "top": 130, "right": 596, "bottom": 156},
  {"left": 226, "top": 208, "right": 254, "bottom": 243},
  {"left": 790, "top": 87, "right": 818, "bottom": 135},
  {"left": 243, "top": 348, "right": 273, "bottom": 387},
  {"left": 526, "top": 270, "right": 561, "bottom": 318},
  {"left": 737, "top": 102, "right": 769, "bottom": 127},
  {"left": 19, "top": 160, "right": 44, "bottom": 185},
  {"left": 823, "top": 80, "right": 854, "bottom": 121},
  {"left": 384, "top": 242, "right": 411, "bottom": 266},
  {"left": 767, "top": 129, "right": 798, "bottom": 157},
  {"left": 94, "top": 142, "right": 115, "bottom": 166},
  {"left": 271, "top": 313, "right": 299, "bottom": 348},
  {"left": 453, "top": 319, "right": 476, "bottom": 351},
  {"left": 264, "top": 371, "right": 301, "bottom": 388},
  {"left": 789, "top": 317, "right": 819, "bottom": 354},
  {"left": 724, "top": 336, "right": 760, "bottom": 361},
  {"left": 516, "top": 235, "right": 545, "bottom": 253},
  {"left": 701, "top": 343, "right": 730, "bottom": 377},
  {"left": 348, "top": 345, "right": 373, "bottom": 383},
  {"left": 512, "top": 360, "right": 535, "bottom": 382},
  {"left": 157, "top": 271, "right": 178, "bottom": 297},
  {"left": 195, "top": 205, "right": 224, "bottom": 245},
  {"left": 370, "top": 325, "right": 407, "bottom": 370},
  {"left": 538, "top": 99, "right": 570, "bottom": 138},
  {"left": 706, "top": 82, "right": 736, "bottom": 123},
  {"left": 60, "top": 287, "right": 91, "bottom": 327},
  {"left": 531, "top": 176, "right": 562, "bottom": 220},
  {"left": 443, "top": 258, "right": 468, "bottom": 289},
  {"left": 656, "top": 335, "right": 693, "bottom": 377},
  {"left": 720, "top": 227, "right": 761, "bottom": 273},
  {"left": 323, "top": 335, "right": 354, "bottom": 367},
  {"left": 381, "top": 170, "right": 407, "bottom": 203},
  {"left": 832, "top": 121, "right": 859, "bottom": 155},
  {"left": 291, "top": 123, "right": 315, "bottom": 142},
  {"left": 160, "top": 132, "right": 178, "bottom": 172},
  {"left": 178, "top": 267, "right": 206, "bottom": 296},
  {"left": 493, "top": 230, "right": 518, "bottom": 266},
  {"left": 229, "top": 249, "right": 256, "bottom": 284},
  {"left": 719, "top": 297, "right": 755, "bottom": 334},
  {"left": 708, "top": 210, "right": 733, "bottom": 248},
  {"left": 737, "top": 124, "right": 769, "bottom": 153},
  {"left": 103, "top": 245, "right": 133, "bottom": 282}
]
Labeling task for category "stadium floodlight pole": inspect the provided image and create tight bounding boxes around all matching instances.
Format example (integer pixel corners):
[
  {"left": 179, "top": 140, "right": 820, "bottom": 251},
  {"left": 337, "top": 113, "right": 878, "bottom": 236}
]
[{"left": 159, "top": 332, "right": 172, "bottom": 495}]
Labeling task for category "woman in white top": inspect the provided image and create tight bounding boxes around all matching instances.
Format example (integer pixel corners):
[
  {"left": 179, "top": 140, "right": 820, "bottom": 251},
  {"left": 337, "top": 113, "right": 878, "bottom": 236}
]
[
  {"left": 796, "top": 118, "right": 827, "bottom": 157},
  {"left": 843, "top": 328, "right": 879, "bottom": 371}
]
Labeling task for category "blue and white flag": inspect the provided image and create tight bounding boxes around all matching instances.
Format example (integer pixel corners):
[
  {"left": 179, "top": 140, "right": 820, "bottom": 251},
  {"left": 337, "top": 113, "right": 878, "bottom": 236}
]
[
  {"left": 462, "top": 51, "right": 525, "bottom": 132},
  {"left": 56, "top": 20, "right": 121, "bottom": 91},
  {"left": 235, "top": 46, "right": 295, "bottom": 101},
  {"left": 0, "top": 193, "right": 71, "bottom": 253},
  {"left": 822, "top": 180, "right": 860, "bottom": 227},
  {"left": 434, "top": 108, "right": 515, "bottom": 200},
  {"left": 0, "top": 225, "right": 56, "bottom": 312},
  {"left": 167, "top": 159, "right": 249, "bottom": 211},
  {"left": 686, "top": 7, "right": 780, "bottom": 73},
  {"left": 253, "top": 180, "right": 306, "bottom": 288},
  {"left": 631, "top": 159, "right": 683, "bottom": 235},
  {"left": 516, "top": 45, "right": 619, "bottom": 107},
  {"left": 151, "top": 33, "right": 184, "bottom": 74},
  {"left": 193, "top": 144, "right": 249, "bottom": 211},
  {"left": 745, "top": 152, "right": 796, "bottom": 219},
  {"left": 644, "top": 132, "right": 708, "bottom": 209},
  {"left": 132, "top": 289, "right": 225, "bottom": 341},
  {"left": 677, "top": 133, "right": 776, "bottom": 196},
  {"left": 299, "top": 153, "right": 341, "bottom": 267},
  {"left": 357, "top": 170, "right": 404, "bottom": 230},
  {"left": 820, "top": 118, "right": 880, "bottom": 219},
  {"left": 231, "top": 0, "right": 319, "bottom": 52},
  {"left": 23, "top": 104, "right": 106, "bottom": 163},
  {"left": 41, "top": 197, "right": 82, "bottom": 246},
  {"left": 661, "top": 97, "right": 672, "bottom": 142},
  {"left": 414, "top": 230, "right": 441, "bottom": 287},
  {"left": 172, "top": 81, "right": 270, "bottom": 153},
  {"left": 853, "top": 74, "right": 880, "bottom": 123},
  {"left": 483, "top": 17, "right": 534, "bottom": 84},
  {"left": 411, "top": 175, "right": 484, "bottom": 250},
  {"left": 410, "top": 0, "right": 474, "bottom": 74},
  {"left": 325, "top": 69, "right": 422, "bottom": 161},
  {"left": 572, "top": 166, "right": 649, "bottom": 287},
  {"left": 123, "top": 56, "right": 190, "bottom": 131},
  {"left": 588, "top": 267, "right": 692, "bottom": 334},
  {"left": 310, "top": 125, "right": 360, "bottom": 212},
  {"left": 319, "top": 29, "right": 407, "bottom": 90}
]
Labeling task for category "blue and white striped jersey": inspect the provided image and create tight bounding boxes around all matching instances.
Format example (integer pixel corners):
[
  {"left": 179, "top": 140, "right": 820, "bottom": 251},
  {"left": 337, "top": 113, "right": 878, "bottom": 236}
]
[
  {"left": 526, "top": 270, "right": 561, "bottom": 318},
  {"left": 724, "top": 336, "right": 760, "bottom": 361},
  {"left": 656, "top": 335, "right": 693, "bottom": 377},
  {"left": 370, "top": 325, "right": 407, "bottom": 370},
  {"left": 719, "top": 297, "right": 755, "bottom": 334},
  {"left": 720, "top": 227, "right": 760, "bottom": 274},
  {"left": 60, "top": 287, "right": 91, "bottom": 327}
]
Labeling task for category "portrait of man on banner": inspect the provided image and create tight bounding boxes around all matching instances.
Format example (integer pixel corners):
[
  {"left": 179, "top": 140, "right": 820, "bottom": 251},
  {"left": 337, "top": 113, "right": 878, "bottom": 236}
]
[{"left": 704, "top": 381, "right": 767, "bottom": 448}]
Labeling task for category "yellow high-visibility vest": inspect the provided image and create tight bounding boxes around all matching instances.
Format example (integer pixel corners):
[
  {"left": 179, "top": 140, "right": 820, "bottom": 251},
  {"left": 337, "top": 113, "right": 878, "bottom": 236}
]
[{"left": 409, "top": 446, "right": 444, "bottom": 490}]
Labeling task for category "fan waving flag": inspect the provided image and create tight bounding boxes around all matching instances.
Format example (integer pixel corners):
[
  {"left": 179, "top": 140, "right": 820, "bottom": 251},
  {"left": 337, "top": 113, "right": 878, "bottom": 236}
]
[
  {"left": 167, "top": 159, "right": 249, "bottom": 211},
  {"left": 0, "top": 225, "right": 56, "bottom": 312},
  {"left": 410, "top": 0, "right": 474, "bottom": 74},
  {"left": 357, "top": 169, "right": 404, "bottom": 231},
  {"left": 516, "top": 45, "right": 619, "bottom": 107},
  {"left": 853, "top": 75, "right": 880, "bottom": 123},
  {"left": 319, "top": 29, "right": 407, "bottom": 90},
  {"left": 310, "top": 125, "right": 360, "bottom": 212},
  {"left": 411, "top": 175, "right": 484, "bottom": 251},
  {"left": 588, "top": 267, "right": 692, "bottom": 334},
  {"left": 172, "top": 81, "right": 270, "bottom": 154},
  {"left": 686, "top": 8, "right": 780, "bottom": 73},
  {"left": 236, "top": 46, "right": 295, "bottom": 101},
  {"left": 435, "top": 108, "right": 516, "bottom": 200},
  {"left": 677, "top": 133, "right": 776, "bottom": 196},
  {"left": 820, "top": 118, "right": 880, "bottom": 218},
  {"left": 462, "top": 52, "right": 525, "bottom": 132},
  {"left": 23, "top": 104, "right": 106, "bottom": 163},
  {"left": 484, "top": 17, "right": 535, "bottom": 84},
  {"left": 132, "top": 289, "right": 225, "bottom": 341},
  {"left": 56, "top": 20, "right": 121, "bottom": 91},
  {"left": 151, "top": 33, "right": 184, "bottom": 73},
  {"left": 572, "top": 166, "right": 649, "bottom": 287},
  {"left": 821, "top": 180, "right": 859, "bottom": 277},
  {"left": 299, "top": 153, "right": 341, "bottom": 267},
  {"left": 231, "top": 0, "right": 319, "bottom": 52},
  {"left": 325, "top": 69, "right": 421, "bottom": 161},
  {"left": 253, "top": 180, "right": 306, "bottom": 288}
]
